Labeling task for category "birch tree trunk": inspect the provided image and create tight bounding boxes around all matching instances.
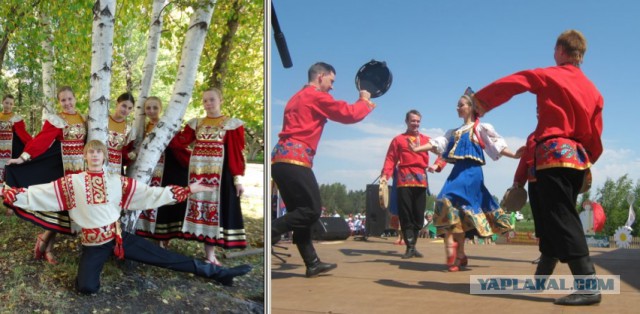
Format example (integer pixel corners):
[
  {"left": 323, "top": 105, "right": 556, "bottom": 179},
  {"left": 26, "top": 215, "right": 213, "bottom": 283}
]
[
  {"left": 122, "top": 4, "right": 216, "bottom": 232},
  {"left": 39, "top": 10, "right": 56, "bottom": 118},
  {"left": 130, "top": 0, "right": 167, "bottom": 158},
  {"left": 86, "top": 0, "right": 116, "bottom": 143}
]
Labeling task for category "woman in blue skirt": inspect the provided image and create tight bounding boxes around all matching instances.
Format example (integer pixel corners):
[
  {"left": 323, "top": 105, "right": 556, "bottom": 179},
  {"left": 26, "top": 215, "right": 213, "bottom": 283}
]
[{"left": 411, "top": 88, "right": 523, "bottom": 271}]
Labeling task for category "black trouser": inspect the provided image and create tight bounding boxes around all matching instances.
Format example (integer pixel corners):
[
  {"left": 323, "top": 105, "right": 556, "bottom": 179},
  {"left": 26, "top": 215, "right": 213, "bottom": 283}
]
[
  {"left": 397, "top": 187, "right": 427, "bottom": 232},
  {"left": 528, "top": 181, "right": 541, "bottom": 236},
  {"left": 531, "top": 168, "right": 589, "bottom": 262},
  {"left": 76, "top": 232, "right": 213, "bottom": 294},
  {"left": 271, "top": 163, "right": 323, "bottom": 266}
]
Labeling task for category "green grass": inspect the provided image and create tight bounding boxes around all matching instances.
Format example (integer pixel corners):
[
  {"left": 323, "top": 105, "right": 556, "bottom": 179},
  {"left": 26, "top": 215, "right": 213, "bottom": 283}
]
[
  {"left": 513, "top": 220, "right": 535, "bottom": 233},
  {"left": 0, "top": 208, "right": 264, "bottom": 313}
]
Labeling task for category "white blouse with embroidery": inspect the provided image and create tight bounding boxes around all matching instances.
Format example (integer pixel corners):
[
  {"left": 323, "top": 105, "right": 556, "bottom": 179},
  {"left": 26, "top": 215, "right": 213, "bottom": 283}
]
[
  {"left": 6, "top": 171, "right": 189, "bottom": 245},
  {"left": 429, "top": 122, "right": 508, "bottom": 161}
]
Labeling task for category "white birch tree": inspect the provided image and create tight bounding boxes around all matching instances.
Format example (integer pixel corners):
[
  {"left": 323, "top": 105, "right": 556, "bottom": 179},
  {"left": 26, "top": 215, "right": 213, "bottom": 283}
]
[
  {"left": 122, "top": 3, "right": 216, "bottom": 232},
  {"left": 130, "top": 0, "right": 168, "bottom": 155},
  {"left": 86, "top": 0, "right": 116, "bottom": 143},
  {"left": 39, "top": 10, "right": 56, "bottom": 117}
]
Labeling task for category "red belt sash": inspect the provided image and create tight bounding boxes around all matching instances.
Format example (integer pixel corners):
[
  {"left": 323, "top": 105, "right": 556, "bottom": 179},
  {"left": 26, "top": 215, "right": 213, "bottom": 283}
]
[
  {"left": 535, "top": 137, "right": 591, "bottom": 170},
  {"left": 272, "top": 138, "right": 315, "bottom": 168}
]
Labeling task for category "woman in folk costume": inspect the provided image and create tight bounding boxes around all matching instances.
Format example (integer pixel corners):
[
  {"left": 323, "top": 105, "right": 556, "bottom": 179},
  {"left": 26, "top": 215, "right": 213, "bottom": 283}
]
[
  {"left": 135, "top": 96, "right": 190, "bottom": 248},
  {"left": 4, "top": 86, "right": 86, "bottom": 264},
  {"left": 106, "top": 92, "right": 136, "bottom": 175},
  {"left": 169, "top": 87, "right": 246, "bottom": 266},
  {"left": 0, "top": 94, "right": 33, "bottom": 215},
  {"left": 1, "top": 140, "right": 252, "bottom": 294},
  {"left": 410, "top": 88, "right": 523, "bottom": 272}
]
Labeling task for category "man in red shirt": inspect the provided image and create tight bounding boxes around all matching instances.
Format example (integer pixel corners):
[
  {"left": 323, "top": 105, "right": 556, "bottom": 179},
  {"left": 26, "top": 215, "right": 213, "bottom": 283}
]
[
  {"left": 381, "top": 110, "right": 445, "bottom": 259},
  {"left": 473, "top": 29, "right": 603, "bottom": 306},
  {"left": 271, "top": 62, "right": 375, "bottom": 278}
]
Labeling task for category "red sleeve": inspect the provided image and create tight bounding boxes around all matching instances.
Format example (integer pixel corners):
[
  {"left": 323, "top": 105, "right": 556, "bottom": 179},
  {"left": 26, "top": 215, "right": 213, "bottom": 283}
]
[
  {"left": 513, "top": 157, "right": 528, "bottom": 186},
  {"left": 121, "top": 140, "right": 136, "bottom": 166},
  {"left": 13, "top": 120, "right": 33, "bottom": 145},
  {"left": 586, "top": 97, "right": 604, "bottom": 163},
  {"left": 514, "top": 134, "right": 535, "bottom": 186},
  {"left": 432, "top": 156, "right": 447, "bottom": 172},
  {"left": 23, "top": 121, "right": 63, "bottom": 159},
  {"left": 314, "top": 91, "right": 374, "bottom": 124},
  {"left": 474, "top": 69, "right": 545, "bottom": 113},
  {"left": 170, "top": 124, "right": 196, "bottom": 149},
  {"left": 168, "top": 143, "right": 192, "bottom": 168},
  {"left": 381, "top": 137, "right": 399, "bottom": 180},
  {"left": 225, "top": 126, "right": 246, "bottom": 177},
  {"left": 167, "top": 125, "right": 195, "bottom": 168}
]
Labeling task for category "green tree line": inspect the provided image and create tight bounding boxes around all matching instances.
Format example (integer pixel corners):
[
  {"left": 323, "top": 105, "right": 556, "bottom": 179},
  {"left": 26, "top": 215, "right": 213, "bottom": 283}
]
[{"left": 319, "top": 174, "right": 640, "bottom": 237}]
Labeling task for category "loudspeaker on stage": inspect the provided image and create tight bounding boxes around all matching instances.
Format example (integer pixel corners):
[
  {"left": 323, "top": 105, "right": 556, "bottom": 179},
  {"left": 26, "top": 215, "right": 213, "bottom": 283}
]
[{"left": 311, "top": 217, "right": 351, "bottom": 241}]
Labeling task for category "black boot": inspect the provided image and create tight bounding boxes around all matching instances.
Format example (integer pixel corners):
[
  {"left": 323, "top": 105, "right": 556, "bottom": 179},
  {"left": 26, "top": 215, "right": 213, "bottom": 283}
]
[
  {"left": 554, "top": 256, "right": 601, "bottom": 306},
  {"left": 412, "top": 228, "right": 423, "bottom": 257},
  {"left": 534, "top": 254, "right": 558, "bottom": 276},
  {"left": 305, "top": 258, "right": 337, "bottom": 278},
  {"left": 402, "top": 229, "right": 421, "bottom": 259},
  {"left": 293, "top": 229, "right": 337, "bottom": 278},
  {"left": 195, "top": 262, "right": 253, "bottom": 287}
]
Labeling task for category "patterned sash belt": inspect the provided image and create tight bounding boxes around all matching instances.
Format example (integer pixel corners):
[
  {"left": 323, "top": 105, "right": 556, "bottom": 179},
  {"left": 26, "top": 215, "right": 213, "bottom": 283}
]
[{"left": 81, "top": 221, "right": 125, "bottom": 260}]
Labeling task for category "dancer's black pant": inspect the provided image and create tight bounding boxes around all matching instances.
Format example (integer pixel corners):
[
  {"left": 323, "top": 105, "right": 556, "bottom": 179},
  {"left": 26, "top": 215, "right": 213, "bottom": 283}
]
[
  {"left": 531, "top": 168, "right": 589, "bottom": 262},
  {"left": 396, "top": 187, "right": 427, "bottom": 232},
  {"left": 76, "top": 232, "right": 211, "bottom": 294},
  {"left": 271, "top": 162, "right": 322, "bottom": 266}
]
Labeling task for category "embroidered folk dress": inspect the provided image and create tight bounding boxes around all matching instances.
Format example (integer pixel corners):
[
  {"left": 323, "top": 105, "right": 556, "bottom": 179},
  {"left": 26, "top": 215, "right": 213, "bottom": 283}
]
[
  {"left": 106, "top": 115, "right": 135, "bottom": 175},
  {"left": 135, "top": 121, "right": 190, "bottom": 239},
  {"left": 429, "top": 122, "right": 513, "bottom": 237},
  {"left": 169, "top": 116, "right": 246, "bottom": 249},
  {"left": 0, "top": 112, "right": 32, "bottom": 184},
  {"left": 5, "top": 112, "right": 86, "bottom": 234}
]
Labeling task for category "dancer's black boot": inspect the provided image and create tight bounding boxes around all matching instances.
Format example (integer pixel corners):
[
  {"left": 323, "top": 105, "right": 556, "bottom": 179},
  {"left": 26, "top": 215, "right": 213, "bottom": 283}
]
[
  {"left": 554, "top": 256, "right": 601, "bottom": 306},
  {"left": 305, "top": 257, "right": 338, "bottom": 278},
  {"left": 195, "top": 261, "right": 253, "bottom": 287},
  {"left": 295, "top": 228, "right": 337, "bottom": 278},
  {"left": 401, "top": 229, "right": 422, "bottom": 259}
]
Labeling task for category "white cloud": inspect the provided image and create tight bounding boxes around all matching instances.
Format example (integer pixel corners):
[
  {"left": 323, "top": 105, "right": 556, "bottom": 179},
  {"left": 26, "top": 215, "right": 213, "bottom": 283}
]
[
  {"left": 272, "top": 98, "right": 287, "bottom": 107},
  {"left": 589, "top": 147, "right": 640, "bottom": 192}
]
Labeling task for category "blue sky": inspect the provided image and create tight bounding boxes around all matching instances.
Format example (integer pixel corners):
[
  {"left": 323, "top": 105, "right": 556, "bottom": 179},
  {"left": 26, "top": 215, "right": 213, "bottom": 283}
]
[{"left": 268, "top": 0, "right": 640, "bottom": 203}]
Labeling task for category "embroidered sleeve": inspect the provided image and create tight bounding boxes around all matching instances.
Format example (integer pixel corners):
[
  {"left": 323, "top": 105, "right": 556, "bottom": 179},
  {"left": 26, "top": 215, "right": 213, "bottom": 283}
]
[
  {"left": 432, "top": 156, "right": 447, "bottom": 172},
  {"left": 120, "top": 176, "right": 137, "bottom": 209},
  {"left": 2, "top": 186, "right": 26, "bottom": 204},
  {"left": 5, "top": 175, "right": 74, "bottom": 211},
  {"left": 120, "top": 177, "right": 187, "bottom": 210},
  {"left": 168, "top": 185, "right": 190, "bottom": 203},
  {"left": 54, "top": 175, "right": 76, "bottom": 211}
]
